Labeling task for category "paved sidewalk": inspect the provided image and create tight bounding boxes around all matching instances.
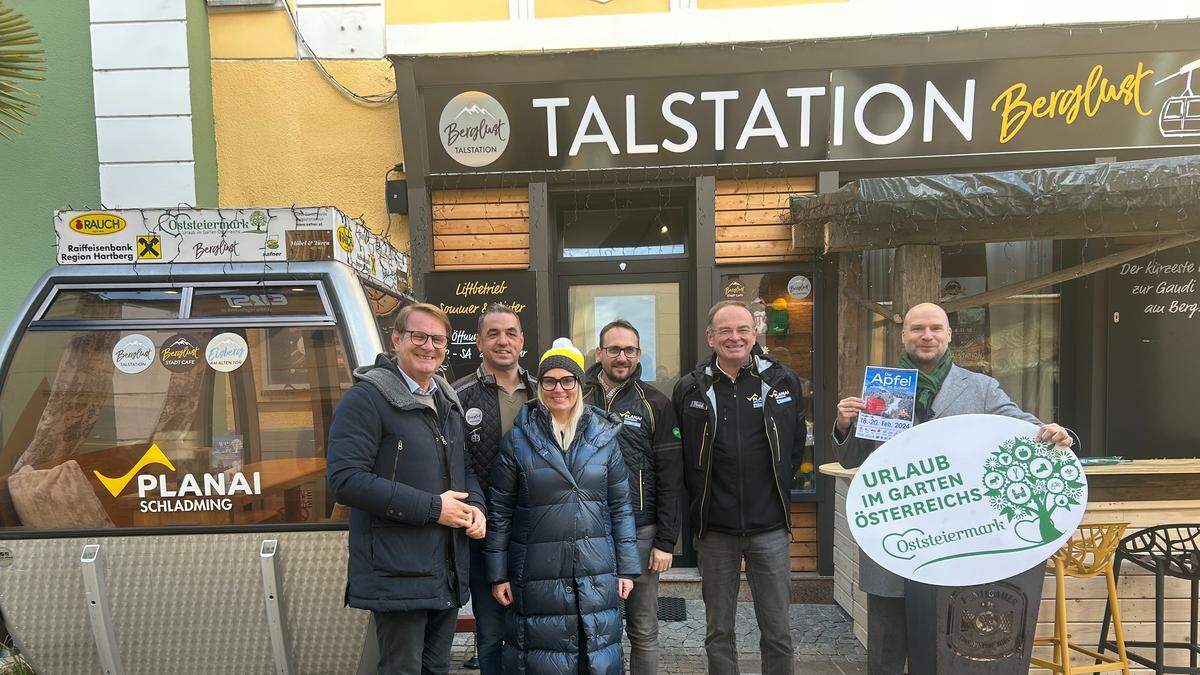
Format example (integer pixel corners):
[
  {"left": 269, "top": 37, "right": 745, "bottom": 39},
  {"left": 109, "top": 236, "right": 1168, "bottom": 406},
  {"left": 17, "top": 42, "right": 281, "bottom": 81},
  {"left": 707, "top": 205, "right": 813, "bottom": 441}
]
[{"left": 448, "top": 601, "right": 867, "bottom": 674}]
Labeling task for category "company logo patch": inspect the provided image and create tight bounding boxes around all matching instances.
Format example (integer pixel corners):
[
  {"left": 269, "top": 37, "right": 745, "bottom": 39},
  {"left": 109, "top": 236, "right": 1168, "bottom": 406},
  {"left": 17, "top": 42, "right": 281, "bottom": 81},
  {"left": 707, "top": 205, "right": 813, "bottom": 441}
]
[
  {"left": 620, "top": 411, "right": 643, "bottom": 429},
  {"left": 70, "top": 212, "right": 126, "bottom": 235},
  {"left": 747, "top": 393, "right": 764, "bottom": 409},
  {"left": 689, "top": 400, "right": 707, "bottom": 410},
  {"left": 465, "top": 407, "right": 484, "bottom": 426}
]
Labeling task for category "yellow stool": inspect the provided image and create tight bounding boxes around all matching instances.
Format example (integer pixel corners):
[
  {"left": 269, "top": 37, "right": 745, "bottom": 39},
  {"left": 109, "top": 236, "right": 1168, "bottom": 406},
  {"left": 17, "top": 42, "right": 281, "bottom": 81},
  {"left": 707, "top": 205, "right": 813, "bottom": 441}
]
[{"left": 1031, "top": 523, "right": 1132, "bottom": 675}]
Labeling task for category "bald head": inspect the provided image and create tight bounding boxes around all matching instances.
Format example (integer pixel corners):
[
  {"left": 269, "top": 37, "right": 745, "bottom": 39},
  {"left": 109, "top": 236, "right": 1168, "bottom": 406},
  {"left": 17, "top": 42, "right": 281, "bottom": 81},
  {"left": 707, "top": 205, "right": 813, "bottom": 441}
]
[{"left": 901, "top": 302, "right": 952, "bottom": 368}]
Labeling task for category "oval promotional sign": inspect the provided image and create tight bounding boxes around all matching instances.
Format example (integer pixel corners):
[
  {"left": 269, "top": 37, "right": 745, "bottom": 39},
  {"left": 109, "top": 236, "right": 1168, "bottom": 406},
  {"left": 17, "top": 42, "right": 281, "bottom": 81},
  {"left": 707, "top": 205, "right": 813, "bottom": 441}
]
[{"left": 846, "top": 414, "right": 1087, "bottom": 587}]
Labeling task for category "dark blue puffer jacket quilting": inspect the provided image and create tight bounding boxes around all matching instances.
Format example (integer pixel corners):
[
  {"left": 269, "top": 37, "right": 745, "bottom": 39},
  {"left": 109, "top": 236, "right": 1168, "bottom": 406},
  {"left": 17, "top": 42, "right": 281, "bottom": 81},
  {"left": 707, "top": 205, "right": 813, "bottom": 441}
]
[{"left": 484, "top": 402, "right": 641, "bottom": 675}]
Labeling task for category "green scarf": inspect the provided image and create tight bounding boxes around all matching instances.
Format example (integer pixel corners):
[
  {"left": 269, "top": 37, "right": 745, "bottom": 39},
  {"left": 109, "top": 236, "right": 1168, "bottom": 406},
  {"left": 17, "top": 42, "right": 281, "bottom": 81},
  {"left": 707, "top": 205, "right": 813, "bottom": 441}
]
[{"left": 897, "top": 348, "right": 952, "bottom": 423}]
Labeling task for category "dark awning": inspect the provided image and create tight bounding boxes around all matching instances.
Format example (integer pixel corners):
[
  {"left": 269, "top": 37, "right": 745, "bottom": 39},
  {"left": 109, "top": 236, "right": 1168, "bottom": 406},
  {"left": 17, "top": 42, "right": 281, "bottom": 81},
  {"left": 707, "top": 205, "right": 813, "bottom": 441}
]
[{"left": 791, "top": 155, "right": 1200, "bottom": 252}]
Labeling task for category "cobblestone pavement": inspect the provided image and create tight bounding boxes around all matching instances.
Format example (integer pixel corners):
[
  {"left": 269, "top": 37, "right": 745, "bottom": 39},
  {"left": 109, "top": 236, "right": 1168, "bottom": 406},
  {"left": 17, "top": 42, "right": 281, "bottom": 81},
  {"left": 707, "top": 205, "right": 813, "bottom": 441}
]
[{"left": 448, "top": 601, "right": 867, "bottom": 674}]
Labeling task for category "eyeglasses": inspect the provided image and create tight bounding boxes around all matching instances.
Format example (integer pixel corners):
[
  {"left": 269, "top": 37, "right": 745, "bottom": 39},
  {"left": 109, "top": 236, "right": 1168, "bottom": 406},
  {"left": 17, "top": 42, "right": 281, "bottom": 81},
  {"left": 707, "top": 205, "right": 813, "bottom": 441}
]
[
  {"left": 539, "top": 375, "right": 579, "bottom": 391},
  {"left": 714, "top": 327, "right": 755, "bottom": 338},
  {"left": 402, "top": 330, "right": 448, "bottom": 349},
  {"left": 601, "top": 346, "right": 641, "bottom": 358}
]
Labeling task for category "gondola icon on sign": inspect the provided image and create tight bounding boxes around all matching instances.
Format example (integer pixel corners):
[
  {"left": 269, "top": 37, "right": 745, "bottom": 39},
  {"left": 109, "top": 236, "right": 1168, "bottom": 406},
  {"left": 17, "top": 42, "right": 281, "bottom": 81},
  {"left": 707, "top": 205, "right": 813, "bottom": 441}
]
[{"left": 1155, "top": 58, "right": 1200, "bottom": 138}]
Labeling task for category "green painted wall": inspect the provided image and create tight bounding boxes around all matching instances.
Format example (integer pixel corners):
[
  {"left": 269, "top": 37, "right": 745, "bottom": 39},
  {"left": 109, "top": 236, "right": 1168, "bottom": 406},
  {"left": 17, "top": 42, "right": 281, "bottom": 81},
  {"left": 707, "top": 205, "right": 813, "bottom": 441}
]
[
  {"left": 0, "top": 0, "right": 99, "bottom": 330},
  {"left": 187, "top": 0, "right": 218, "bottom": 207}
]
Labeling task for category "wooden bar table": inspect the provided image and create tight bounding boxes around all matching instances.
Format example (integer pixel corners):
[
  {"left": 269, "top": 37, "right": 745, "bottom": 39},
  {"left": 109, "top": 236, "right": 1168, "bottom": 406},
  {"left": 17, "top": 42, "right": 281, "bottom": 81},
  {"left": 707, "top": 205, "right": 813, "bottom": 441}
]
[{"left": 821, "top": 459, "right": 1200, "bottom": 673}]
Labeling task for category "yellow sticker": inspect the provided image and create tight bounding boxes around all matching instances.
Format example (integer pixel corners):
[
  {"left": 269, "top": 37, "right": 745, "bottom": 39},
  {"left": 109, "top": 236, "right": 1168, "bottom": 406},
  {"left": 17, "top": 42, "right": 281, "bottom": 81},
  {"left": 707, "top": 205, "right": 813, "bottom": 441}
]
[
  {"left": 69, "top": 212, "right": 126, "bottom": 235},
  {"left": 337, "top": 225, "right": 353, "bottom": 253},
  {"left": 136, "top": 234, "right": 162, "bottom": 260},
  {"left": 94, "top": 443, "right": 176, "bottom": 498}
]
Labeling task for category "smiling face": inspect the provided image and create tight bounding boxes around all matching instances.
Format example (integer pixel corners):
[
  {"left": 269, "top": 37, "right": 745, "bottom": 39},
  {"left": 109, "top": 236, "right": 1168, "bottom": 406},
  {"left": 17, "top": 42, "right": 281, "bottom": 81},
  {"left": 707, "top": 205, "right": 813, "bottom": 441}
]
[
  {"left": 478, "top": 310, "right": 523, "bottom": 372},
  {"left": 706, "top": 304, "right": 756, "bottom": 367},
  {"left": 596, "top": 326, "right": 640, "bottom": 385},
  {"left": 901, "top": 303, "right": 952, "bottom": 366},
  {"left": 539, "top": 367, "right": 579, "bottom": 415},
  {"left": 392, "top": 309, "right": 447, "bottom": 383}
]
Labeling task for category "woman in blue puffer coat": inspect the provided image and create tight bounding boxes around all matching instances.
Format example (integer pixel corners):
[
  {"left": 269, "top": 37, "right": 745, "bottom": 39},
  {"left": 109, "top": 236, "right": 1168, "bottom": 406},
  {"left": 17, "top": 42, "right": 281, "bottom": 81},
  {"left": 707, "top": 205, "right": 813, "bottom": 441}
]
[{"left": 485, "top": 338, "right": 641, "bottom": 674}]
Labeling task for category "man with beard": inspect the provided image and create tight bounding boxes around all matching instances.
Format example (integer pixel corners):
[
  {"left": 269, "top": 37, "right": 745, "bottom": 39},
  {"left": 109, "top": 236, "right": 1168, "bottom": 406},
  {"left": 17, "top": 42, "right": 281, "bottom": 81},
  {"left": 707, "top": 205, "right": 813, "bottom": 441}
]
[
  {"left": 833, "top": 302, "right": 1072, "bottom": 674},
  {"left": 581, "top": 319, "right": 683, "bottom": 675},
  {"left": 453, "top": 303, "right": 536, "bottom": 674}
]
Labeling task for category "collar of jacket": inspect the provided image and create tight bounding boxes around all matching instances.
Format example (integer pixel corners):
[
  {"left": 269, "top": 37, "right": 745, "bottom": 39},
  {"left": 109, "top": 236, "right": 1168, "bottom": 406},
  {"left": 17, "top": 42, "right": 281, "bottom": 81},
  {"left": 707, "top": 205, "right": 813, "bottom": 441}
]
[
  {"left": 583, "top": 361, "right": 643, "bottom": 400},
  {"left": 473, "top": 364, "right": 536, "bottom": 390},
  {"left": 516, "top": 399, "right": 623, "bottom": 449},
  {"left": 693, "top": 344, "right": 777, "bottom": 386},
  {"left": 354, "top": 354, "right": 464, "bottom": 414}
]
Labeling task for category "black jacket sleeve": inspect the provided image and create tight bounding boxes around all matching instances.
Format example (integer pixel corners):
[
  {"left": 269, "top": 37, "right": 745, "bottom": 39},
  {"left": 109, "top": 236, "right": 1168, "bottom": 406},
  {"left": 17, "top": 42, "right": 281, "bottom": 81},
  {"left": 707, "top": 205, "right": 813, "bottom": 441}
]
[
  {"left": 649, "top": 391, "right": 683, "bottom": 554},
  {"left": 326, "top": 386, "right": 439, "bottom": 526},
  {"left": 484, "top": 430, "right": 519, "bottom": 585},
  {"left": 790, "top": 372, "right": 806, "bottom": 477}
]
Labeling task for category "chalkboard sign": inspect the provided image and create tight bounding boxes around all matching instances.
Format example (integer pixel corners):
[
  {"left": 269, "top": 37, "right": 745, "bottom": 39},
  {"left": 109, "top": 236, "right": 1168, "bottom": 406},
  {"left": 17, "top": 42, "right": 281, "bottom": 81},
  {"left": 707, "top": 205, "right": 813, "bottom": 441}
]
[
  {"left": 1106, "top": 246, "right": 1200, "bottom": 458},
  {"left": 424, "top": 270, "right": 539, "bottom": 382}
]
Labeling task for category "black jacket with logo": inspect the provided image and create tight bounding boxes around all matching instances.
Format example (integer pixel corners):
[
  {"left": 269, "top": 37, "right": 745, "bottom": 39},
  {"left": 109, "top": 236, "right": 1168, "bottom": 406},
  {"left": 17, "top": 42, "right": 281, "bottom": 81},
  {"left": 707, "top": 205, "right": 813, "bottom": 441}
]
[
  {"left": 672, "top": 347, "right": 805, "bottom": 539},
  {"left": 583, "top": 362, "right": 684, "bottom": 554},
  {"left": 453, "top": 365, "right": 537, "bottom": 499}
]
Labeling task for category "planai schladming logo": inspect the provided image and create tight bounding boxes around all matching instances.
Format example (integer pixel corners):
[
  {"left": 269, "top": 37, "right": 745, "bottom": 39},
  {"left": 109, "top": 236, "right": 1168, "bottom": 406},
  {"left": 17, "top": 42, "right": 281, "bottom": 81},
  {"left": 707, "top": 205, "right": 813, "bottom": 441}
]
[
  {"left": 93, "top": 443, "right": 261, "bottom": 513},
  {"left": 439, "top": 91, "right": 510, "bottom": 168}
]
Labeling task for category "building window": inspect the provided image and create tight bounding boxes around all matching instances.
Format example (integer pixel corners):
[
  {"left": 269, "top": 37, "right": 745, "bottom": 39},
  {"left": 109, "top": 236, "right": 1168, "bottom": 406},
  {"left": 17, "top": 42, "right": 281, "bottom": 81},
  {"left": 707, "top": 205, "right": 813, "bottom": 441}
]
[
  {"left": 861, "top": 241, "right": 1059, "bottom": 422},
  {"left": 558, "top": 192, "right": 688, "bottom": 259}
]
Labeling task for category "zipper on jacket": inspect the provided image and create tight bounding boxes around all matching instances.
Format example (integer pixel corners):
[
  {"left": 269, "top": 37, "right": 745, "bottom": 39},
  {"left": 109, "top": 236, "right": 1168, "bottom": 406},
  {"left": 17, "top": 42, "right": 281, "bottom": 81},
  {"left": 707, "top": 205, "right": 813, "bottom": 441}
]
[
  {"left": 763, "top": 397, "right": 791, "bottom": 537},
  {"left": 639, "top": 469, "right": 645, "bottom": 511},
  {"left": 698, "top": 420, "right": 713, "bottom": 538},
  {"left": 392, "top": 439, "right": 403, "bottom": 481}
]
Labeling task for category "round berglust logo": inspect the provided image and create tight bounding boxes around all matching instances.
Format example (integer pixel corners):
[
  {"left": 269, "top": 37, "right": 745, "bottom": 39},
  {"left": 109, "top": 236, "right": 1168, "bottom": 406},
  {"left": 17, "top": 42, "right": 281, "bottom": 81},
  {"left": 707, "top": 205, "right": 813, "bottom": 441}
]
[
  {"left": 465, "top": 407, "right": 484, "bottom": 426},
  {"left": 787, "top": 275, "right": 812, "bottom": 299},
  {"left": 112, "top": 334, "right": 155, "bottom": 374},
  {"left": 439, "top": 91, "right": 509, "bottom": 168}
]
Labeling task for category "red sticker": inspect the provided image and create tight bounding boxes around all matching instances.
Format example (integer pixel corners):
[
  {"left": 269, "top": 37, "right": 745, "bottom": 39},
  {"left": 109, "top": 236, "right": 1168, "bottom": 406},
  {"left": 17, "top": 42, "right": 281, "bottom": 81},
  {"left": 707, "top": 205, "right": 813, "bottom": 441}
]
[{"left": 866, "top": 396, "right": 886, "bottom": 415}]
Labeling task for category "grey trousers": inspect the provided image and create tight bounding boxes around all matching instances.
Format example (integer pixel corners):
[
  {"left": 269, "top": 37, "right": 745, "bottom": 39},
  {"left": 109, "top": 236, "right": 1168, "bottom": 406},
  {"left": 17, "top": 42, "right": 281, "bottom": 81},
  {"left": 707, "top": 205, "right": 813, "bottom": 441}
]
[
  {"left": 625, "top": 524, "right": 662, "bottom": 675},
  {"left": 697, "top": 527, "right": 794, "bottom": 675},
  {"left": 373, "top": 607, "right": 457, "bottom": 675}
]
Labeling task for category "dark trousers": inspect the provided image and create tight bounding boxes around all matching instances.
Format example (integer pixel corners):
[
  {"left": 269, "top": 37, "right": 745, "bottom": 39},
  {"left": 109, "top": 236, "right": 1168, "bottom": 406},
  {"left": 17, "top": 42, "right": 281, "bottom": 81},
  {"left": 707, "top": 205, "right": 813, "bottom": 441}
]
[
  {"left": 374, "top": 607, "right": 458, "bottom": 675},
  {"left": 468, "top": 539, "right": 505, "bottom": 675},
  {"left": 697, "top": 527, "right": 794, "bottom": 675},
  {"left": 866, "top": 593, "right": 908, "bottom": 674}
]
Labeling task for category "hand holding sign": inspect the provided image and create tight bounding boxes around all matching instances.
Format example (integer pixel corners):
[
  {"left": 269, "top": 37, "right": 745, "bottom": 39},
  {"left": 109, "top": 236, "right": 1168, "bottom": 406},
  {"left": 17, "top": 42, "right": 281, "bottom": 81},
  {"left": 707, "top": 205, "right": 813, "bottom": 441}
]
[{"left": 846, "top": 414, "right": 1087, "bottom": 586}]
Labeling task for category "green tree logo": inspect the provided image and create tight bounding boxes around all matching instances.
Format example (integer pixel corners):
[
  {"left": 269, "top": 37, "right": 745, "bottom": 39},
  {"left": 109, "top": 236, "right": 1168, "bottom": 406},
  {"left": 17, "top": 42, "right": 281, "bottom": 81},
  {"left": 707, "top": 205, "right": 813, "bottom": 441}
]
[
  {"left": 982, "top": 438, "right": 1084, "bottom": 543},
  {"left": 249, "top": 211, "right": 268, "bottom": 233}
]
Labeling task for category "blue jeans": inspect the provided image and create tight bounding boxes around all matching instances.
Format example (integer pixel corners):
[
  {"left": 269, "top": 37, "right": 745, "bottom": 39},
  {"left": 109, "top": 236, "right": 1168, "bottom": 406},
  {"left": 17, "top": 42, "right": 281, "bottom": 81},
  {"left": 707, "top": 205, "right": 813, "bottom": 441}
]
[{"left": 468, "top": 538, "right": 506, "bottom": 675}]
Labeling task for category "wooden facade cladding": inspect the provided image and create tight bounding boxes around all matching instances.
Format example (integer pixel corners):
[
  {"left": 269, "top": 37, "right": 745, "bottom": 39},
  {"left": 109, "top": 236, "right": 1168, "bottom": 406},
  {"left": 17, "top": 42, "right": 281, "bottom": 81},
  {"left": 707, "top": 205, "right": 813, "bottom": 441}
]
[
  {"left": 715, "top": 177, "right": 816, "bottom": 265},
  {"left": 791, "top": 502, "right": 817, "bottom": 572},
  {"left": 431, "top": 187, "right": 531, "bottom": 270}
]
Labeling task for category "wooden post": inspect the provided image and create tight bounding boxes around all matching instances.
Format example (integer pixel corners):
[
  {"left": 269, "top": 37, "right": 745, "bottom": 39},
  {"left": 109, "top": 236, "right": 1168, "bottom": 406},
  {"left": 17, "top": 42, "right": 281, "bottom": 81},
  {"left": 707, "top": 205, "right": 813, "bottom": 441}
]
[
  {"left": 837, "top": 252, "right": 864, "bottom": 400},
  {"left": 889, "top": 244, "right": 942, "bottom": 361}
]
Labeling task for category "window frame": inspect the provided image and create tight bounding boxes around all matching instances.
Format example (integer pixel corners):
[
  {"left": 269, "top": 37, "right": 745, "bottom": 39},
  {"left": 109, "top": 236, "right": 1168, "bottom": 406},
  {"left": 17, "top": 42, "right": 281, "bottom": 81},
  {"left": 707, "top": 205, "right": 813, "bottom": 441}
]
[{"left": 1, "top": 281, "right": 354, "bottom": 539}]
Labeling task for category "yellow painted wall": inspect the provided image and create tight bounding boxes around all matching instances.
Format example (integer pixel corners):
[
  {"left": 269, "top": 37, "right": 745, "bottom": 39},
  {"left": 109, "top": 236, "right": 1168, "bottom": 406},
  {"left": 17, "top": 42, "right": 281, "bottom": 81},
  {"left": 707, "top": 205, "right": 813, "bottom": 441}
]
[
  {"left": 534, "top": 0, "right": 668, "bottom": 18},
  {"left": 386, "top": 0, "right": 509, "bottom": 23},
  {"left": 698, "top": 0, "right": 844, "bottom": 7},
  {"left": 210, "top": 59, "right": 408, "bottom": 250},
  {"left": 209, "top": 5, "right": 296, "bottom": 59}
]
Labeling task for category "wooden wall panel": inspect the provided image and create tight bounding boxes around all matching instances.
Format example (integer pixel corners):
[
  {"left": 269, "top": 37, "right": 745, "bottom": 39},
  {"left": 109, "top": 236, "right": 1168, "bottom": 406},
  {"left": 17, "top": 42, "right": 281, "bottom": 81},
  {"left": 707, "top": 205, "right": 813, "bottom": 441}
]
[
  {"left": 791, "top": 501, "right": 817, "bottom": 572},
  {"left": 431, "top": 187, "right": 530, "bottom": 270},
  {"left": 715, "top": 177, "right": 817, "bottom": 264}
]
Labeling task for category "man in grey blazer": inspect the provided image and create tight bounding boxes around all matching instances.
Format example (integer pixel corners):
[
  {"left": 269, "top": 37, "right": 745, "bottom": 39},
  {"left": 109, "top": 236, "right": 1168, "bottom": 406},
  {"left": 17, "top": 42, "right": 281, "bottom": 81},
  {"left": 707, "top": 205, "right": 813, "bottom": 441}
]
[{"left": 833, "top": 302, "right": 1072, "bottom": 674}]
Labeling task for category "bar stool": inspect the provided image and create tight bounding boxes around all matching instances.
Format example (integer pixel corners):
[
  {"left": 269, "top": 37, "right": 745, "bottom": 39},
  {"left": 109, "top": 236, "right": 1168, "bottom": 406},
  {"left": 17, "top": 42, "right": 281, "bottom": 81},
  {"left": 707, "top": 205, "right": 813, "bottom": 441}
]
[
  {"left": 1031, "top": 523, "right": 1132, "bottom": 675},
  {"left": 1098, "top": 524, "right": 1200, "bottom": 673}
]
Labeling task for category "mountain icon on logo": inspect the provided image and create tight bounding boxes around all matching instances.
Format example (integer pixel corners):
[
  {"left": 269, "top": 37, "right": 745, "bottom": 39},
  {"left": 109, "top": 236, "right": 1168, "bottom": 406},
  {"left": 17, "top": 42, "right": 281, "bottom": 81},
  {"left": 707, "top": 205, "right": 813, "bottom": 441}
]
[
  {"left": 455, "top": 104, "right": 497, "bottom": 120},
  {"left": 94, "top": 443, "right": 176, "bottom": 498}
]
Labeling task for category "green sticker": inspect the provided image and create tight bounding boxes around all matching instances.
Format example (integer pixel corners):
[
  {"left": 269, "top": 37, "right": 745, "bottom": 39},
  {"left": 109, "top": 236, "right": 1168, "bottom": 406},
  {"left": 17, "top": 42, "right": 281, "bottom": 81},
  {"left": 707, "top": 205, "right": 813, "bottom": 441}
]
[{"left": 673, "top": 427, "right": 681, "bottom": 439}]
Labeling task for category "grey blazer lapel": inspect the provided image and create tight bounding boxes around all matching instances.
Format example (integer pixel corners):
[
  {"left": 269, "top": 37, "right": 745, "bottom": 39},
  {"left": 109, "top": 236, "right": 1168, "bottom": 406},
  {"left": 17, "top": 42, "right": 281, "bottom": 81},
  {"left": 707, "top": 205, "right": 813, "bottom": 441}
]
[{"left": 930, "top": 366, "right": 971, "bottom": 418}]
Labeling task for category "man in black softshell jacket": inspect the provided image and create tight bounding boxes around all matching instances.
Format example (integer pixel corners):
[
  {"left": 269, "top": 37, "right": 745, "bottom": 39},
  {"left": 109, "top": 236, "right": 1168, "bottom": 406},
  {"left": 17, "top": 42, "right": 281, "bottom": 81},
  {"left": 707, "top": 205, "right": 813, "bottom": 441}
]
[
  {"left": 327, "top": 303, "right": 486, "bottom": 675},
  {"left": 673, "top": 301, "right": 806, "bottom": 675},
  {"left": 582, "top": 319, "right": 683, "bottom": 675}
]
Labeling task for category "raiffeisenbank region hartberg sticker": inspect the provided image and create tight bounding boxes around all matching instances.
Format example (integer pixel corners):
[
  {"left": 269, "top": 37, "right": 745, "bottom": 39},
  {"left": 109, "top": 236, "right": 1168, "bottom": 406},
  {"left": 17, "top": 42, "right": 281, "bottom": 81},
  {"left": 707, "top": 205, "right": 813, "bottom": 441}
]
[
  {"left": 855, "top": 366, "right": 919, "bottom": 442},
  {"left": 846, "top": 414, "right": 1087, "bottom": 586}
]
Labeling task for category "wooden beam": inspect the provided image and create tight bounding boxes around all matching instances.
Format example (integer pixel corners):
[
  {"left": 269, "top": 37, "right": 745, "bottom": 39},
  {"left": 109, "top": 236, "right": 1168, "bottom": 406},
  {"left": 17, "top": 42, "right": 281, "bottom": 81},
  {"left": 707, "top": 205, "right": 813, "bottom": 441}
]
[
  {"left": 795, "top": 209, "right": 1200, "bottom": 252},
  {"left": 841, "top": 286, "right": 899, "bottom": 325},
  {"left": 838, "top": 253, "right": 865, "bottom": 401},
  {"left": 890, "top": 245, "right": 941, "bottom": 361},
  {"left": 942, "top": 231, "right": 1200, "bottom": 313}
]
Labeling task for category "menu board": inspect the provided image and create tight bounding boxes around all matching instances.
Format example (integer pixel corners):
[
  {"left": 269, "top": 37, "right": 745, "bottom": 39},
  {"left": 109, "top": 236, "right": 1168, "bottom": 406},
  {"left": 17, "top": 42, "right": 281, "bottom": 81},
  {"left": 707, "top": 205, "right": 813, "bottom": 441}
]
[
  {"left": 1106, "top": 246, "right": 1200, "bottom": 458},
  {"left": 424, "top": 271, "right": 539, "bottom": 382}
]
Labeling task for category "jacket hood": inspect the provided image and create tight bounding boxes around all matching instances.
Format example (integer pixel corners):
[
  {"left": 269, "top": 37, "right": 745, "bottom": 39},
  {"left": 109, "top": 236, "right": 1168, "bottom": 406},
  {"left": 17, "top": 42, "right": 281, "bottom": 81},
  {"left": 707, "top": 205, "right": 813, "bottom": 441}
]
[
  {"left": 514, "top": 399, "right": 622, "bottom": 449},
  {"left": 354, "top": 354, "right": 463, "bottom": 413}
]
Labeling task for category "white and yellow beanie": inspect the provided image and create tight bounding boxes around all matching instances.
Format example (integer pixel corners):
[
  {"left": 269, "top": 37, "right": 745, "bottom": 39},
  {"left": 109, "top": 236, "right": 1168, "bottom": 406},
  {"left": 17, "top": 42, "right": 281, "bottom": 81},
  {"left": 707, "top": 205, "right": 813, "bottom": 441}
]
[{"left": 538, "top": 337, "right": 585, "bottom": 380}]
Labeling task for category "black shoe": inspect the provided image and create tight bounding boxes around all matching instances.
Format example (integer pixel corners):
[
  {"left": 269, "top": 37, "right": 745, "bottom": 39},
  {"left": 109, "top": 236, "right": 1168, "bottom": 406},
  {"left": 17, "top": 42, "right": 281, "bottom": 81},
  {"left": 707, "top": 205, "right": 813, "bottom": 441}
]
[{"left": 463, "top": 655, "right": 480, "bottom": 670}]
